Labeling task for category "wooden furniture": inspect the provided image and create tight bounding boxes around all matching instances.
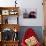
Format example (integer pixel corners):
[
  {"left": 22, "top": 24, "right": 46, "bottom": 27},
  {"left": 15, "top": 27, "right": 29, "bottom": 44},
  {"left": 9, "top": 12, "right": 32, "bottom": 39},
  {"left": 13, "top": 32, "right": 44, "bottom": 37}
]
[
  {"left": 0, "top": 24, "right": 19, "bottom": 31},
  {"left": 0, "top": 7, "right": 20, "bottom": 46},
  {"left": 0, "top": 7, "right": 19, "bottom": 24},
  {"left": 2, "top": 41, "right": 19, "bottom": 46}
]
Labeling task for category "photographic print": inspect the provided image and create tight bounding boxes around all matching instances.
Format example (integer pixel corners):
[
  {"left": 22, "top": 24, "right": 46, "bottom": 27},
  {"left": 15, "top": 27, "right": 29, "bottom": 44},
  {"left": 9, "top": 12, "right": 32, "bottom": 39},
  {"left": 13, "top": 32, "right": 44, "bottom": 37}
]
[{"left": 23, "top": 9, "right": 37, "bottom": 18}]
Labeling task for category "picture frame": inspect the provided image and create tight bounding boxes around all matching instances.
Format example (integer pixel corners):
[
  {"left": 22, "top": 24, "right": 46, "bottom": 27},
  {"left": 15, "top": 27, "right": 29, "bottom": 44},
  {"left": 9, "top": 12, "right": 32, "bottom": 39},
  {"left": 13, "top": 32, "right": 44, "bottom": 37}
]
[
  {"left": 2, "top": 10, "right": 9, "bottom": 15},
  {"left": 23, "top": 9, "right": 37, "bottom": 18}
]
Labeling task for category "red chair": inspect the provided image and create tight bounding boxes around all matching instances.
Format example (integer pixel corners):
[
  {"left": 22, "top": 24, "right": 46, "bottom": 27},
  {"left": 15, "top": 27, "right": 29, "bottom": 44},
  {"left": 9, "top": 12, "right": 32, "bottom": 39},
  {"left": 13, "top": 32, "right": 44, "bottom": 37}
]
[{"left": 21, "top": 28, "right": 41, "bottom": 46}]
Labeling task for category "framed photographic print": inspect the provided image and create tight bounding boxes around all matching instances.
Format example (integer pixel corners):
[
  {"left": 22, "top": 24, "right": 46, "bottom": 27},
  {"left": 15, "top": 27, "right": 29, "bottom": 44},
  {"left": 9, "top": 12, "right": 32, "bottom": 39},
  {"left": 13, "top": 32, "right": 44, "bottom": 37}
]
[
  {"left": 23, "top": 9, "right": 37, "bottom": 18},
  {"left": 2, "top": 10, "right": 9, "bottom": 15}
]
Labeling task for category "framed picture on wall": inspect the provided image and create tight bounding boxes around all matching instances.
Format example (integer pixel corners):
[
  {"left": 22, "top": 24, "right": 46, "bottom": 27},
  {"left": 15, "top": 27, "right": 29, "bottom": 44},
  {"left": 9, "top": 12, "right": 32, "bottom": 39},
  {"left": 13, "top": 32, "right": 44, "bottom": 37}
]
[{"left": 23, "top": 9, "right": 37, "bottom": 18}]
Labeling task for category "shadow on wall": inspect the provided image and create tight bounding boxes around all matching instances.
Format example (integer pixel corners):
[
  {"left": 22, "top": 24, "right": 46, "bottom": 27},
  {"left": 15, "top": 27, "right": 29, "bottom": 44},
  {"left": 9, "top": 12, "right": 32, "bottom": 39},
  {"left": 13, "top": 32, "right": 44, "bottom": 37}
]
[{"left": 18, "top": 26, "right": 44, "bottom": 44}]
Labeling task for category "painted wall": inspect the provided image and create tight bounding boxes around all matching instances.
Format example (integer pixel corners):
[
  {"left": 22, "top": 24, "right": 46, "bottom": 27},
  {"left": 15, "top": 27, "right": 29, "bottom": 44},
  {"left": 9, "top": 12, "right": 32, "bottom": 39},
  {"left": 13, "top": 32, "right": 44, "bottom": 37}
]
[
  {"left": 17, "top": 0, "right": 44, "bottom": 26},
  {"left": 18, "top": 0, "right": 44, "bottom": 26},
  {"left": 0, "top": 0, "right": 44, "bottom": 26}
]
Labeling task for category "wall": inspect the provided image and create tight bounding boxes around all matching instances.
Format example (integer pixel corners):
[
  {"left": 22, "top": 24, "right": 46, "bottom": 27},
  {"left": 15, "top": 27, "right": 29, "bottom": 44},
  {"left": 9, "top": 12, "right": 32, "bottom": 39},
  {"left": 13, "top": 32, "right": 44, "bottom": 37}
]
[
  {"left": 0, "top": 0, "right": 44, "bottom": 26},
  {"left": 18, "top": 0, "right": 44, "bottom": 26}
]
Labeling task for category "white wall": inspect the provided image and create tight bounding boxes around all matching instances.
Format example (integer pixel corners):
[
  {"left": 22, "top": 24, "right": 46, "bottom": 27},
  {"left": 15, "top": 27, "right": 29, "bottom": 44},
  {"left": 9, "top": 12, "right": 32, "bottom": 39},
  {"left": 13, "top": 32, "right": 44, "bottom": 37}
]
[
  {"left": 18, "top": 0, "right": 44, "bottom": 26},
  {"left": 0, "top": 0, "right": 44, "bottom": 26}
]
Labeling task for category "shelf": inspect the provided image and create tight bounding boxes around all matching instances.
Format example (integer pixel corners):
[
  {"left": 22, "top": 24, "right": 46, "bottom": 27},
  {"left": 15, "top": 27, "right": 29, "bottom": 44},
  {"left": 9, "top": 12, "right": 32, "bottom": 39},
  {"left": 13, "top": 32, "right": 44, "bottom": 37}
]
[
  {"left": 2, "top": 40, "right": 19, "bottom": 43},
  {"left": 1, "top": 15, "right": 18, "bottom": 24},
  {"left": 0, "top": 7, "right": 19, "bottom": 16},
  {"left": 0, "top": 7, "right": 19, "bottom": 9},
  {"left": 0, "top": 24, "right": 20, "bottom": 32},
  {"left": 0, "top": 7, "right": 19, "bottom": 46},
  {"left": 1, "top": 41, "right": 19, "bottom": 46},
  {"left": 0, "top": 40, "right": 19, "bottom": 46},
  {"left": 0, "top": 7, "right": 19, "bottom": 24}
]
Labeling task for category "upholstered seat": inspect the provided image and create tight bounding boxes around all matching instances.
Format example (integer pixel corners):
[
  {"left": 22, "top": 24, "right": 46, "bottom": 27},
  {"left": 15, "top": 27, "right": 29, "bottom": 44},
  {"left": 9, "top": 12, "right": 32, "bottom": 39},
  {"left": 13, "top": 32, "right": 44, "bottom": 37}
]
[{"left": 21, "top": 28, "right": 41, "bottom": 46}]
